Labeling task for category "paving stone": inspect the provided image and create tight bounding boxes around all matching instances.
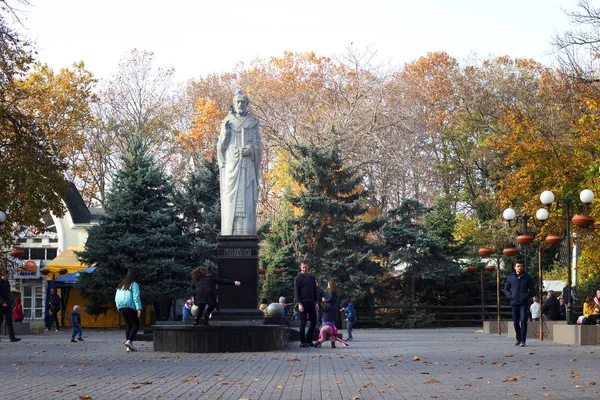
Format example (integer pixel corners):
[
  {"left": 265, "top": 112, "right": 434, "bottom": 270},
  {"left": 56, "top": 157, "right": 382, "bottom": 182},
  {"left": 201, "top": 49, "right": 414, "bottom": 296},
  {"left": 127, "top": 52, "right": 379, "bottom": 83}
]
[{"left": 0, "top": 328, "right": 599, "bottom": 399}]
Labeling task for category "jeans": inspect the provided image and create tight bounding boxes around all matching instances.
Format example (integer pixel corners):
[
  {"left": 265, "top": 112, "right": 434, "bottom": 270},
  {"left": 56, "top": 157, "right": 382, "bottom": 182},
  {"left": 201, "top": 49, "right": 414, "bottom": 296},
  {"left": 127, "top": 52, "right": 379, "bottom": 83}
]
[
  {"left": 346, "top": 319, "right": 355, "bottom": 338},
  {"left": 511, "top": 304, "right": 528, "bottom": 343},
  {"left": 71, "top": 326, "right": 83, "bottom": 339}
]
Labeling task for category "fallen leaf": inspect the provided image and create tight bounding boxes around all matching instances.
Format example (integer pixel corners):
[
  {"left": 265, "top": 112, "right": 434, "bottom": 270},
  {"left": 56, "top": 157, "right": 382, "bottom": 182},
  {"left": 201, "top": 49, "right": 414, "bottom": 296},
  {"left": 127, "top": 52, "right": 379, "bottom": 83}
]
[
  {"left": 588, "top": 382, "right": 597, "bottom": 386},
  {"left": 424, "top": 379, "right": 439, "bottom": 384},
  {"left": 132, "top": 381, "right": 152, "bottom": 385},
  {"left": 413, "top": 356, "right": 420, "bottom": 361},
  {"left": 67, "top": 384, "right": 77, "bottom": 387},
  {"left": 572, "top": 374, "right": 581, "bottom": 379},
  {"left": 388, "top": 364, "right": 397, "bottom": 366},
  {"left": 277, "top": 385, "right": 285, "bottom": 389},
  {"left": 419, "top": 372, "right": 430, "bottom": 375},
  {"left": 507, "top": 393, "right": 519, "bottom": 397},
  {"left": 544, "top": 394, "right": 550, "bottom": 397},
  {"left": 503, "top": 376, "right": 518, "bottom": 382},
  {"left": 79, "top": 396, "right": 92, "bottom": 400}
]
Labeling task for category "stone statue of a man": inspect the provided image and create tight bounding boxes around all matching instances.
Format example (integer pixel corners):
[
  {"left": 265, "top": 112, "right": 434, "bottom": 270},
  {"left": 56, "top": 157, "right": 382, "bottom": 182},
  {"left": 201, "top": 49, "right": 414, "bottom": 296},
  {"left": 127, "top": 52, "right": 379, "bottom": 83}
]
[{"left": 217, "top": 93, "right": 262, "bottom": 236}]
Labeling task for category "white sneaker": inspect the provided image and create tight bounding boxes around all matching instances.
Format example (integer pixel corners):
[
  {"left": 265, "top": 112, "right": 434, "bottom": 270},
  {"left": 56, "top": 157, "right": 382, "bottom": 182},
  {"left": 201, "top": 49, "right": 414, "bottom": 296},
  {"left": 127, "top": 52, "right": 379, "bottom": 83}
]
[
  {"left": 124, "top": 340, "right": 135, "bottom": 351},
  {"left": 126, "top": 347, "right": 131, "bottom": 352}
]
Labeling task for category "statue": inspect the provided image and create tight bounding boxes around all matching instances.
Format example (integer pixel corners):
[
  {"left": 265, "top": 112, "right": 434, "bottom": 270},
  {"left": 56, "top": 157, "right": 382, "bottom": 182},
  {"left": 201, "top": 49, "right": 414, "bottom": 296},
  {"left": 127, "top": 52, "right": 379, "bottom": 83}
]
[{"left": 217, "top": 92, "right": 262, "bottom": 236}]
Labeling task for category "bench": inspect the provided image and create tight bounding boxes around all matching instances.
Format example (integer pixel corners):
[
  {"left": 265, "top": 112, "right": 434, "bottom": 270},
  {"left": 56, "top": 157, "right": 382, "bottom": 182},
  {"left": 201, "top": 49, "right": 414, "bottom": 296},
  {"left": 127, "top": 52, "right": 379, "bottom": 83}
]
[
  {"left": 506, "top": 320, "right": 565, "bottom": 340},
  {"left": 553, "top": 324, "right": 600, "bottom": 345},
  {"left": 482, "top": 320, "right": 510, "bottom": 334}
]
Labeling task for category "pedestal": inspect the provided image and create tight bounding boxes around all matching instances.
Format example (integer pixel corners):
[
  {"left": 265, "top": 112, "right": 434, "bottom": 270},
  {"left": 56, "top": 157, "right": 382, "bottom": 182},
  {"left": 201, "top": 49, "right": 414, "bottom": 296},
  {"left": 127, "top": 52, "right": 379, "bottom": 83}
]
[{"left": 216, "top": 235, "right": 263, "bottom": 320}]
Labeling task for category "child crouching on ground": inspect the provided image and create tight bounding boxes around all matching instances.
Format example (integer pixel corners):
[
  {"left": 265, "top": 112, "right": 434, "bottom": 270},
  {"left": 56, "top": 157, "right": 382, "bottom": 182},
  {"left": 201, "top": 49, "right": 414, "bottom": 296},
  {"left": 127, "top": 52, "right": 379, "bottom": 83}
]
[
  {"left": 315, "top": 322, "right": 349, "bottom": 348},
  {"left": 70, "top": 305, "right": 84, "bottom": 343}
]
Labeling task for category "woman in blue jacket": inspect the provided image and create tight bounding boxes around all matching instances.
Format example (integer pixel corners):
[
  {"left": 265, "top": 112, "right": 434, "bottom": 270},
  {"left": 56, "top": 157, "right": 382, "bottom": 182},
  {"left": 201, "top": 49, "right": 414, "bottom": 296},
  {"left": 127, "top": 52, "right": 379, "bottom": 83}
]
[{"left": 115, "top": 269, "right": 142, "bottom": 352}]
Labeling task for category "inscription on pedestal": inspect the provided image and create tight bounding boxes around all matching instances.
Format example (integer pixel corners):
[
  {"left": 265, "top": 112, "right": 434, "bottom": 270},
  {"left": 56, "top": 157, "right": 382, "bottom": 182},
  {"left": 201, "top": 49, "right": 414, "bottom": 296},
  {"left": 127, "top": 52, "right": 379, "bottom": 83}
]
[{"left": 218, "top": 247, "right": 257, "bottom": 258}]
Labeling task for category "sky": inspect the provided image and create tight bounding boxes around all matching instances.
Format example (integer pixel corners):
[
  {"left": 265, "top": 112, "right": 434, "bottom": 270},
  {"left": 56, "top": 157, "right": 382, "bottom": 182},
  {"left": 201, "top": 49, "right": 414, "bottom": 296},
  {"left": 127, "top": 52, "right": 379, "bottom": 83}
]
[{"left": 14, "top": 0, "right": 580, "bottom": 84}]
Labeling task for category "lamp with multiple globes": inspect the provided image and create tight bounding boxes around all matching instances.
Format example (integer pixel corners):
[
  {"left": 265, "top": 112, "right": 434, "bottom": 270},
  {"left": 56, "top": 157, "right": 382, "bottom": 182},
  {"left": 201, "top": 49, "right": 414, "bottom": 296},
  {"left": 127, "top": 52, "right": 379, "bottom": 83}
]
[
  {"left": 502, "top": 206, "right": 548, "bottom": 273},
  {"left": 539, "top": 189, "right": 595, "bottom": 324}
]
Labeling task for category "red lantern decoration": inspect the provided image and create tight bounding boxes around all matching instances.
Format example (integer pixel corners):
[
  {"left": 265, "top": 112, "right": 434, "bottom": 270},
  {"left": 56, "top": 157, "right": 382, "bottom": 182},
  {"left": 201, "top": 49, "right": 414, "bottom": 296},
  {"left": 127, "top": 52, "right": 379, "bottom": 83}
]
[
  {"left": 485, "top": 265, "right": 496, "bottom": 272},
  {"left": 40, "top": 268, "right": 51, "bottom": 276},
  {"left": 478, "top": 248, "right": 493, "bottom": 257},
  {"left": 545, "top": 235, "right": 563, "bottom": 245},
  {"left": 273, "top": 268, "right": 283, "bottom": 274},
  {"left": 503, "top": 247, "right": 518, "bottom": 257},
  {"left": 572, "top": 214, "right": 595, "bottom": 228},
  {"left": 466, "top": 266, "right": 478, "bottom": 273},
  {"left": 9, "top": 249, "right": 25, "bottom": 258},
  {"left": 516, "top": 235, "right": 534, "bottom": 245},
  {"left": 258, "top": 268, "right": 266, "bottom": 275},
  {"left": 58, "top": 268, "right": 68, "bottom": 275}
]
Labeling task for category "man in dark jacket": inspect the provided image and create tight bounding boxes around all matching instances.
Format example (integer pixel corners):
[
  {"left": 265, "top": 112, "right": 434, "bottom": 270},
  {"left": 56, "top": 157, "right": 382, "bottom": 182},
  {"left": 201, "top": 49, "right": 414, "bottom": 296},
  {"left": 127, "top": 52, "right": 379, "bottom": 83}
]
[
  {"left": 542, "top": 290, "right": 561, "bottom": 321},
  {"left": 0, "top": 270, "right": 21, "bottom": 342},
  {"left": 503, "top": 263, "right": 534, "bottom": 347},
  {"left": 47, "top": 288, "right": 62, "bottom": 332},
  {"left": 294, "top": 260, "right": 319, "bottom": 347}
]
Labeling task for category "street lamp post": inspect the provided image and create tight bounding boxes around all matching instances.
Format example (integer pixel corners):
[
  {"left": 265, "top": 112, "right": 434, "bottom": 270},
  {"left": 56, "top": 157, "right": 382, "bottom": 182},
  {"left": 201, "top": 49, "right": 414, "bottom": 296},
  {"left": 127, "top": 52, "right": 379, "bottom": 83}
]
[
  {"left": 502, "top": 208, "right": 548, "bottom": 273},
  {"left": 539, "top": 189, "right": 594, "bottom": 325},
  {"left": 468, "top": 262, "right": 496, "bottom": 327}
]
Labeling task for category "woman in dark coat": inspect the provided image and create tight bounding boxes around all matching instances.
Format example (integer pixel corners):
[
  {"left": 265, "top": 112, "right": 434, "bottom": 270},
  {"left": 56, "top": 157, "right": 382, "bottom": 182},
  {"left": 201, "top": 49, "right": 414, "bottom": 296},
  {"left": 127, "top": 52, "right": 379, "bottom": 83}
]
[
  {"left": 321, "top": 280, "right": 338, "bottom": 323},
  {"left": 190, "top": 266, "right": 241, "bottom": 325}
]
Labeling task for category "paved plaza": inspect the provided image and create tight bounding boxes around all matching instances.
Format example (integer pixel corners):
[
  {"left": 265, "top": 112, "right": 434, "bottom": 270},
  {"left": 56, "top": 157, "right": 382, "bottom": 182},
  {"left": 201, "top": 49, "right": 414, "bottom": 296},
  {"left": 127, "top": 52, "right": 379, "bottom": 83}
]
[{"left": 1, "top": 327, "right": 599, "bottom": 399}]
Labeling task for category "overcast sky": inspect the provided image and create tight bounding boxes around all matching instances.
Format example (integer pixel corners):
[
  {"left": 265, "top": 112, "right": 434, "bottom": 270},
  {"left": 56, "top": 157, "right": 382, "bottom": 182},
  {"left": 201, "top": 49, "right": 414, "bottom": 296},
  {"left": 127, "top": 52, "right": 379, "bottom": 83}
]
[{"left": 15, "top": 0, "right": 579, "bottom": 84}]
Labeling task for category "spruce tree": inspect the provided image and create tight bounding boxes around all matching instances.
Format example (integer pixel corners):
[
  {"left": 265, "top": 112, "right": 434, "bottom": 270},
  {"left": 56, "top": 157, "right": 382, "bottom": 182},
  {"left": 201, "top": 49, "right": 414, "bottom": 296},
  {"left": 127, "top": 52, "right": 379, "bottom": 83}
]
[
  {"left": 258, "top": 202, "right": 298, "bottom": 303},
  {"left": 76, "top": 136, "right": 191, "bottom": 315},
  {"left": 287, "top": 143, "right": 384, "bottom": 306},
  {"left": 174, "top": 152, "right": 221, "bottom": 270}
]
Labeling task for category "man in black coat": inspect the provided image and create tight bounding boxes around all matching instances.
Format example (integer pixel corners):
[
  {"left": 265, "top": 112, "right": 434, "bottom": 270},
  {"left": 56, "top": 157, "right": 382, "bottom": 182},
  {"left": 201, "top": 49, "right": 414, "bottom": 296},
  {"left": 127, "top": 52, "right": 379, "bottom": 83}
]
[
  {"left": 0, "top": 270, "right": 21, "bottom": 342},
  {"left": 503, "top": 263, "right": 534, "bottom": 347},
  {"left": 294, "top": 260, "right": 319, "bottom": 348},
  {"left": 47, "top": 288, "right": 62, "bottom": 332},
  {"left": 542, "top": 290, "right": 561, "bottom": 321}
]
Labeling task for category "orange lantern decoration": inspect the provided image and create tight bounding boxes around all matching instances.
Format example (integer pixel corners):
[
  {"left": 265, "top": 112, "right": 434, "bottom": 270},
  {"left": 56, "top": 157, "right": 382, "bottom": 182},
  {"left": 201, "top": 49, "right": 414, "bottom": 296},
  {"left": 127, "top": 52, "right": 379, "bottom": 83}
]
[
  {"left": 9, "top": 249, "right": 25, "bottom": 258},
  {"left": 485, "top": 265, "right": 496, "bottom": 272},
  {"left": 516, "top": 235, "right": 534, "bottom": 245},
  {"left": 545, "top": 235, "right": 563, "bottom": 245},
  {"left": 572, "top": 215, "right": 595, "bottom": 228},
  {"left": 466, "top": 266, "right": 478, "bottom": 273},
  {"left": 503, "top": 247, "right": 518, "bottom": 257},
  {"left": 478, "top": 248, "right": 493, "bottom": 257}
]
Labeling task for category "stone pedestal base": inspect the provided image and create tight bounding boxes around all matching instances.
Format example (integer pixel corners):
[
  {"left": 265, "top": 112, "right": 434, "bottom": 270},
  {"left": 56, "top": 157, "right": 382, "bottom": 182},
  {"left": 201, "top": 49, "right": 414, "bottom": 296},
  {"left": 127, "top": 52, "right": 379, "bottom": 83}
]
[
  {"left": 482, "top": 320, "right": 510, "bottom": 334},
  {"left": 152, "top": 322, "right": 286, "bottom": 353},
  {"left": 506, "top": 320, "right": 565, "bottom": 340}
]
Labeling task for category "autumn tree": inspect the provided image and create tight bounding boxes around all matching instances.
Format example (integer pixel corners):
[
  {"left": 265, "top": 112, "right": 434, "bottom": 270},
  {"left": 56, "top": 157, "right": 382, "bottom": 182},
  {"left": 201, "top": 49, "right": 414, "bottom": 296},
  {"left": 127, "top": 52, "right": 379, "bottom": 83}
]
[
  {"left": 0, "top": 2, "right": 73, "bottom": 245},
  {"left": 86, "top": 49, "right": 179, "bottom": 205}
]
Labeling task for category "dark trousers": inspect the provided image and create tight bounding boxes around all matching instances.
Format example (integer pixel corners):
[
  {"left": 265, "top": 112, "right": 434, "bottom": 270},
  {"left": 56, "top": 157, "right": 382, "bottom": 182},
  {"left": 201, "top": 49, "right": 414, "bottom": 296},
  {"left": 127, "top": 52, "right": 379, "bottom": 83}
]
[
  {"left": 511, "top": 304, "right": 528, "bottom": 343},
  {"left": 193, "top": 303, "right": 216, "bottom": 323},
  {"left": 0, "top": 305, "right": 15, "bottom": 339},
  {"left": 300, "top": 301, "right": 317, "bottom": 344},
  {"left": 119, "top": 308, "right": 140, "bottom": 342},
  {"left": 50, "top": 308, "right": 60, "bottom": 330}
]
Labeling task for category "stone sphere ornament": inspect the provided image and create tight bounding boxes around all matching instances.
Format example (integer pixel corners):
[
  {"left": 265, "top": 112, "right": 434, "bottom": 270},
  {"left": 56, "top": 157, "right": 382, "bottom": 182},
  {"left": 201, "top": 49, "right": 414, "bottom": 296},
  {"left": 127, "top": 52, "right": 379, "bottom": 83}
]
[{"left": 265, "top": 302, "right": 284, "bottom": 318}]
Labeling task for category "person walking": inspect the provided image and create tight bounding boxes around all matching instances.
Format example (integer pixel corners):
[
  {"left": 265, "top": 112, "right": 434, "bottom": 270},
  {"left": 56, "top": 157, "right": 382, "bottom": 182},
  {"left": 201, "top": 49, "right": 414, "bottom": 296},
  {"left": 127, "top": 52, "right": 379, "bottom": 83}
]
[
  {"left": 503, "top": 263, "right": 534, "bottom": 347},
  {"left": 70, "top": 305, "right": 84, "bottom": 342},
  {"left": 115, "top": 269, "right": 143, "bottom": 352},
  {"left": 190, "top": 265, "right": 241, "bottom": 326},
  {"left": 0, "top": 270, "right": 21, "bottom": 342},
  {"left": 47, "top": 288, "right": 62, "bottom": 332},
  {"left": 293, "top": 260, "right": 319, "bottom": 348}
]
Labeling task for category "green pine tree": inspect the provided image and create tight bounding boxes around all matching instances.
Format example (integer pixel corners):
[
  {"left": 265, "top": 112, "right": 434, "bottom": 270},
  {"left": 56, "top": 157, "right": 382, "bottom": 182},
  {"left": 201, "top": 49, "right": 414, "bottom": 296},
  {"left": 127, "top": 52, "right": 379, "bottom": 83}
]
[
  {"left": 76, "top": 136, "right": 191, "bottom": 315},
  {"left": 383, "top": 198, "right": 462, "bottom": 307},
  {"left": 286, "top": 143, "right": 384, "bottom": 306},
  {"left": 174, "top": 152, "right": 221, "bottom": 271},
  {"left": 258, "top": 202, "right": 298, "bottom": 303}
]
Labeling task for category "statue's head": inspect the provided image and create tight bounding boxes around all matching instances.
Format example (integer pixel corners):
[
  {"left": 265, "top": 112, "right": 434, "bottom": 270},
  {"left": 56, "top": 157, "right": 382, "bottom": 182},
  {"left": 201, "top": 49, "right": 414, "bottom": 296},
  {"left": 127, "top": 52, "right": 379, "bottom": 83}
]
[{"left": 233, "top": 93, "right": 249, "bottom": 116}]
